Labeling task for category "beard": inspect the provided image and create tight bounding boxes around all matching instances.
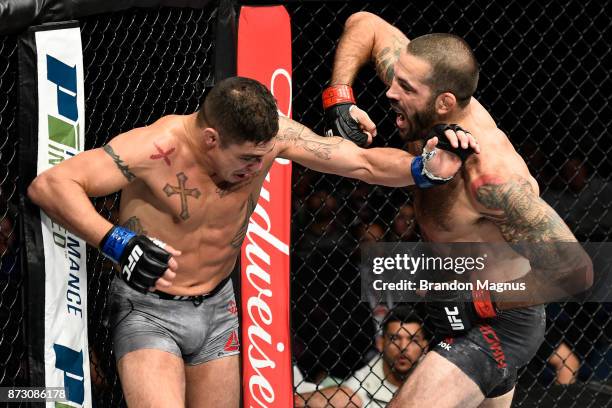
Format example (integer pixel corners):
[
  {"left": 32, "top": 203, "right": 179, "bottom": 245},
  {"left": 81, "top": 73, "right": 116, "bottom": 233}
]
[
  {"left": 403, "top": 97, "right": 438, "bottom": 141},
  {"left": 383, "top": 352, "right": 414, "bottom": 380}
]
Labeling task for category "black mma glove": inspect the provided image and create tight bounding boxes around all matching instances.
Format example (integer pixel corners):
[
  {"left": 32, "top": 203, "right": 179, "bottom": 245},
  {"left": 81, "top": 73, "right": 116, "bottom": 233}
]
[
  {"left": 427, "top": 124, "right": 475, "bottom": 162},
  {"left": 322, "top": 84, "right": 369, "bottom": 147},
  {"left": 100, "top": 226, "right": 171, "bottom": 293},
  {"left": 411, "top": 123, "right": 476, "bottom": 188},
  {"left": 426, "top": 286, "right": 497, "bottom": 337}
]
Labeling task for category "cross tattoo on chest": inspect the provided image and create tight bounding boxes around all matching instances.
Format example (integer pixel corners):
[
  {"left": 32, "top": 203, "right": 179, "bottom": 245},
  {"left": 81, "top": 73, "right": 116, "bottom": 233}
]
[{"left": 163, "top": 172, "right": 202, "bottom": 220}]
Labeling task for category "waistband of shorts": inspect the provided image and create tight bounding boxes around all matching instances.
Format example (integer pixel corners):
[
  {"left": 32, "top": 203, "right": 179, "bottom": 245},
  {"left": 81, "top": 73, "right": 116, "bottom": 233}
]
[{"left": 147, "top": 275, "right": 231, "bottom": 302}]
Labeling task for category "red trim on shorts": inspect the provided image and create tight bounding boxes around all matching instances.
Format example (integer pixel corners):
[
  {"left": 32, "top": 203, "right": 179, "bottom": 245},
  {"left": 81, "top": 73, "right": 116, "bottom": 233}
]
[
  {"left": 479, "top": 325, "right": 507, "bottom": 368},
  {"left": 322, "top": 85, "right": 355, "bottom": 109},
  {"left": 472, "top": 288, "right": 497, "bottom": 318}
]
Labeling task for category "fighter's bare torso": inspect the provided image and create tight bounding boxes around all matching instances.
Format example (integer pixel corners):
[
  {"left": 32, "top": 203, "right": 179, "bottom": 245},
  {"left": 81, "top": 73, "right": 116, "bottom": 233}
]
[
  {"left": 411, "top": 99, "right": 539, "bottom": 279},
  {"left": 118, "top": 115, "right": 275, "bottom": 296}
]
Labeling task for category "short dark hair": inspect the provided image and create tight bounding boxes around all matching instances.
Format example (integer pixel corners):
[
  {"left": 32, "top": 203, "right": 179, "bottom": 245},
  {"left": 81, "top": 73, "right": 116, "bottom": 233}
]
[
  {"left": 382, "top": 305, "right": 429, "bottom": 339},
  {"left": 407, "top": 33, "right": 479, "bottom": 108},
  {"left": 197, "top": 76, "right": 279, "bottom": 147}
]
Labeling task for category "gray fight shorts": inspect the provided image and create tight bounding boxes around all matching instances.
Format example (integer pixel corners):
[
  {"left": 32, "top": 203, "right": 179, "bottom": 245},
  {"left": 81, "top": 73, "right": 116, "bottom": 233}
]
[{"left": 109, "top": 276, "right": 240, "bottom": 365}]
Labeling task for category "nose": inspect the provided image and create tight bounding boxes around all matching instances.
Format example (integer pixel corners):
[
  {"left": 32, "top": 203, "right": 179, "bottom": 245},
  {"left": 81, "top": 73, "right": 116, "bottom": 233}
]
[
  {"left": 399, "top": 339, "right": 411, "bottom": 351},
  {"left": 386, "top": 79, "right": 399, "bottom": 101}
]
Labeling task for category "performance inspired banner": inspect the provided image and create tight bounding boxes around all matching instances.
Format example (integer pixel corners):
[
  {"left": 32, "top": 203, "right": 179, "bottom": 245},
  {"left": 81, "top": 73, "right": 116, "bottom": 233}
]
[
  {"left": 237, "top": 6, "right": 293, "bottom": 408},
  {"left": 19, "top": 22, "right": 91, "bottom": 407}
]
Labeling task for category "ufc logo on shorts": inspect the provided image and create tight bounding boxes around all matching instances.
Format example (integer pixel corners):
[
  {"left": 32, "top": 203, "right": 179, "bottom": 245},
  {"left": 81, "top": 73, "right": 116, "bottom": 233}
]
[
  {"left": 123, "top": 245, "right": 143, "bottom": 280},
  {"left": 444, "top": 306, "right": 465, "bottom": 331}
]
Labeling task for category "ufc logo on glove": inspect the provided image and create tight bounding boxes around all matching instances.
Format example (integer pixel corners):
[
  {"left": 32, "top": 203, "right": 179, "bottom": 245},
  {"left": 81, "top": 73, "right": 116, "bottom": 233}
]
[{"left": 123, "top": 245, "right": 144, "bottom": 280}]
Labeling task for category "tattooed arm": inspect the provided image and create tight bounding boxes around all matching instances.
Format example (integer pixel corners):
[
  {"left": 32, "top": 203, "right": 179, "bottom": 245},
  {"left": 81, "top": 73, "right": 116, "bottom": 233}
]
[
  {"left": 331, "top": 12, "right": 409, "bottom": 86},
  {"left": 276, "top": 117, "right": 406, "bottom": 185},
  {"left": 471, "top": 174, "right": 593, "bottom": 308},
  {"left": 27, "top": 126, "right": 153, "bottom": 246},
  {"left": 276, "top": 117, "right": 464, "bottom": 187}
]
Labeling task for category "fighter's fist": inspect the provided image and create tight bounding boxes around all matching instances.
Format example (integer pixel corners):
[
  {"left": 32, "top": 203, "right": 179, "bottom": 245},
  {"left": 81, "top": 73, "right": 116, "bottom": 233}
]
[
  {"left": 100, "top": 226, "right": 179, "bottom": 293},
  {"left": 322, "top": 85, "right": 376, "bottom": 146},
  {"left": 411, "top": 124, "right": 479, "bottom": 188},
  {"left": 429, "top": 124, "right": 479, "bottom": 162}
]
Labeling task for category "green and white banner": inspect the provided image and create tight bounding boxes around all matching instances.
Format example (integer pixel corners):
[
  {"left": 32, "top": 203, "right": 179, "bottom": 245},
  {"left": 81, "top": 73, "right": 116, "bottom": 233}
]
[{"left": 20, "top": 21, "right": 91, "bottom": 407}]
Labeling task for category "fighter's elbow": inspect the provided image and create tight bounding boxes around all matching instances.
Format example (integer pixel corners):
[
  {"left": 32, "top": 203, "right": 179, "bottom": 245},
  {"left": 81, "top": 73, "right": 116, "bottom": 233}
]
[
  {"left": 345, "top": 12, "right": 378, "bottom": 30},
  {"left": 27, "top": 174, "right": 46, "bottom": 206},
  {"left": 27, "top": 172, "right": 59, "bottom": 208},
  {"left": 566, "top": 250, "right": 594, "bottom": 294}
]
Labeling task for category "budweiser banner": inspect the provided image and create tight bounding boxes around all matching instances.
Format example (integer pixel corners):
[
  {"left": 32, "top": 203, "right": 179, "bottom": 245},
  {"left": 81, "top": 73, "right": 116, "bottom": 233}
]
[
  {"left": 19, "top": 22, "right": 91, "bottom": 407},
  {"left": 238, "top": 6, "right": 293, "bottom": 407}
]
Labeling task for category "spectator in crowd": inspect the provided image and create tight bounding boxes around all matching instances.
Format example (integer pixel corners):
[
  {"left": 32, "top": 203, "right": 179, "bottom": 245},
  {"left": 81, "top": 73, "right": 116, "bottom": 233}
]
[
  {"left": 386, "top": 205, "right": 417, "bottom": 242},
  {"left": 0, "top": 215, "right": 15, "bottom": 257},
  {"left": 356, "top": 222, "right": 386, "bottom": 244},
  {"left": 547, "top": 341, "right": 581, "bottom": 385},
  {"left": 542, "top": 157, "right": 612, "bottom": 240},
  {"left": 0, "top": 206, "right": 19, "bottom": 278},
  {"left": 294, "top": 199, "right": 381, "bottom": 384},
  {"left": 295, "top": 306, "right": 429, "bottom": 407}
]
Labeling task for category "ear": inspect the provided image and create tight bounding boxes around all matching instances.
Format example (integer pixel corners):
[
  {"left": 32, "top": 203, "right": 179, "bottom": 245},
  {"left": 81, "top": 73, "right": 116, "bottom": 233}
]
[
  {"left": 202, "top": 127, "right": 219, "bottom": 148},
  {"left": 435, "top": 92, "right": 456, "bottom": 115}
]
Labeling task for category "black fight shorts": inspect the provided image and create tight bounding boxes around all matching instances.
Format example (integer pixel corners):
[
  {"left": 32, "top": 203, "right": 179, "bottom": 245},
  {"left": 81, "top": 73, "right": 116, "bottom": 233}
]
[{"left": 432, "top": 305, "right": 545, "bottom": 398}]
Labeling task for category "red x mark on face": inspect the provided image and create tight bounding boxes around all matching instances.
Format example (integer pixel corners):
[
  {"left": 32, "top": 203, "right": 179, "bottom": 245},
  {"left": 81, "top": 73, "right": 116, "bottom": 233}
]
[{"left": 150, "top": 143, "right": 175, "bottom": 166}]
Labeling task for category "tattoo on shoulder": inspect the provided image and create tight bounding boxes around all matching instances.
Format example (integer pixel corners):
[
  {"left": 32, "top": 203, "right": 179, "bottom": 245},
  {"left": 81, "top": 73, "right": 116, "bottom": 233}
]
[
  {"left": 231, "top": 194, "right": 257, "bottom": 248},
  {"left": 150, "top": 142, "right": 175, "bottom": 166},
  {"left": 277, "top": 123, "right": 343, "bottom": 160},
  {"left": 103, "top": 144, "right": 136, "bottom": 182},
  {"left": 375, "top": 35, "right": 407, "bottom": 85},
  {"left": 122, "top": 216, "right": 147, "bottom": 235},
  {"left": 474, "top": 176, "right": 575, "bottom": 243}
]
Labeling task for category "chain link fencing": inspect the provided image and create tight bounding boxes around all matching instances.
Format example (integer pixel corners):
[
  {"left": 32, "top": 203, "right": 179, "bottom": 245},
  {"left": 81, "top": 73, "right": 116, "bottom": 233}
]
[
  {"left": 0, "top": 5, "right": 217, "bottom": 407},
  {"left": 82, "top": 7, "right": 217, "bottom": 406},
  {"left": 0, "top": 32, "right": 25, "bottom": 399},
  {"left": 288, "top": 1, "right": 611, "bottom": 407},
  {"left": 0, "top": 0, "right": 610, "bottom": 406}
]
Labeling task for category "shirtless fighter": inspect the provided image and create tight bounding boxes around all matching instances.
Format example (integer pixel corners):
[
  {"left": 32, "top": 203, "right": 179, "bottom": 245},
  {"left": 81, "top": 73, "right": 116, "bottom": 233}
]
[
  {"left": 27, "top": 76, "right": 479, "bottom": 407},
  {"left": 324, "top": 12, "right": 592, "bottom": 408}
]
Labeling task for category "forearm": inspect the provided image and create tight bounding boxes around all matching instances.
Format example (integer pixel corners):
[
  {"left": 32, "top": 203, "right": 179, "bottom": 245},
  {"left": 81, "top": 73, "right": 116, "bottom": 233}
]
[
  {"left": 277, "top": 117, "right": 413, "bottom": 186},
  {"left": 331, "top": 12, "right": 377, "bottom": 85},
  {"left": 361, "top": 147, "right": 415, "bottom": 187},
  {"left": 332, "top": 12, "right": 408, "bottom": 86},
  {"left": 493, "top": 258, "right": 592, "bottom": 310},
  {"left": 497, "top": 242, "right": 592, "bottom": 309},
  {"left": 28, "top": 173, "right": 113, "bottom": 247},
  {"left": 277, "top": 118, "right": 466, "bottom": 187}
]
